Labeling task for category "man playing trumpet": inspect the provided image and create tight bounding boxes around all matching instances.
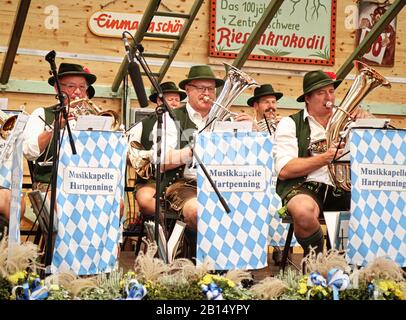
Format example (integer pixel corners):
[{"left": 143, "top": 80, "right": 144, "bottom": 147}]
[
  {"left": 23, "top": 63, "right": 97, "bottom": 191},
  {"left": 247, "top": 84, "right": 283, "bottom": 134}
]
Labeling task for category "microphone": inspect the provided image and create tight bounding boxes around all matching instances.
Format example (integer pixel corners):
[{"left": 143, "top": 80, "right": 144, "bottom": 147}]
[
  {"left": 122, "top": 35, "right": 133, "bottom": 63},
  {"left": 122, "top": 34, "right": 149, "bottom": 108}
]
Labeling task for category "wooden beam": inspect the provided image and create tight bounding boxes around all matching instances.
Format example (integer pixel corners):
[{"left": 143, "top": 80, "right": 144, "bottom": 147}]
[
  {"left": 0, "top": 0, "right": 31, "bottom": 85},
  {"left": 111, "top": 0, "right": 161, "bottom": 92},
  {"left": 336, "top": 0, "right": 405, "bottom": 80},
  {"left": 157, "top": 0, "right": 204, "bottom": 82},
  {"left": 232, "top": 0, "right": 285, "bottom": 69}
]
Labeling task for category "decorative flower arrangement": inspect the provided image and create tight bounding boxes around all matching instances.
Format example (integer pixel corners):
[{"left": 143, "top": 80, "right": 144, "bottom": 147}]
[
  {"left": 250, "top": 249, "right": 406, "bottom": 300},
  {"left": 0, "top": 236, "right": 405, "bottom": 300}
]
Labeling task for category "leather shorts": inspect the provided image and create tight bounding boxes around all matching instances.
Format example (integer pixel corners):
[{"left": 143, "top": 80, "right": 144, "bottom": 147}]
[
  {"left": 164, "top": 178, "right": 197, "bottom": 213},
  {"left": 284, "top": 181, "right": 350, "bottom": 213}
]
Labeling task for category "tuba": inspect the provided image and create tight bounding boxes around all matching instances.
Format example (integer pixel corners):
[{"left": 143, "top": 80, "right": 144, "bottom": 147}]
[
  {"left": 0, "top": 110, "right": 18, "bottom": 140},
  {"left": 68, "top": 98, "right": 121, "bottom": 131},
  {"left": 326, "top": 60, "right": 391, "bottom": 191},
  {"left": 204, "top": 63, "right": 259, "bottom": 131}
]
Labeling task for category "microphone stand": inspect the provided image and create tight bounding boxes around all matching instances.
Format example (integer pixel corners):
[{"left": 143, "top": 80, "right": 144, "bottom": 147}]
[
  {"left": 131, "top": 43, "right": 230, "bottom": 262},
  {"left": 43, "top": 50, "right": 77, "bottom": 274}
]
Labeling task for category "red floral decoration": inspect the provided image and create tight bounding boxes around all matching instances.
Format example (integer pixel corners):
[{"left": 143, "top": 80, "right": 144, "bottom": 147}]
[
  {"left": 82, "top": 66, "right": 91, "bottom": 74},
  {"left": 324, "top": 71, "right": 337, "bottom": 80}
]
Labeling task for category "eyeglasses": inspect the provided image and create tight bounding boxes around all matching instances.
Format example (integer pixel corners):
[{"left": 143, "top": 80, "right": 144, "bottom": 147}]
[
  {"left": 187, "top": 84, "right": 216, "bottom": 93},
  {"left": 61, "top": 83, "right": 88, "bottom": 92}
]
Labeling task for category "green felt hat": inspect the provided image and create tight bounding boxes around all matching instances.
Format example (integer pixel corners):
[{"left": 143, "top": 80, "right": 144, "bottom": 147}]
[
  {"left": 247, "top": 84, "right": 283, "bottom": 106},
  {"left": 48, "top": 63, "right": 97, "bottom": 86},
  {"left": 178, "top": 65, "right": 224, "bottom": 89},
  {"left": 296, "top": 70, "right": 342, "bottom": 102},
  {"left": 149, "top": 81, "right": 187, "bottom": 103}
]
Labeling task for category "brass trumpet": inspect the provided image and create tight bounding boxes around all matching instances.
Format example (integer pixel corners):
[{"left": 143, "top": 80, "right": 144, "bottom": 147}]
[
  {"left": 68, "top": 98, "right": 121, "bottom": 131},
  {"left": 0, "top": 110, "right": 18, "bottom": 140},
  {"left": 256, "top": 113, "right": 278, "bottom": 134}
]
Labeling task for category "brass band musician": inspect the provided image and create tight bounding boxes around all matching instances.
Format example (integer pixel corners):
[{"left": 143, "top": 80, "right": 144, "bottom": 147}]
[
  {"left": 247, "top": 83, "right": 288, "bottom": 265},
  {"left": 247, "top": 84, "right": 283, "bottom": 134},
  {"left": 22, "top": 63, "right": 97, "bottom": 191},
  {"left": 272, "top": 70, "right": 372, "bottom": 258},
  {"left": 127, "top": 81, "right": 186, "bottom": 216},
  {"left": 152, "top": 65, "right": 253, "bottom": 231}
]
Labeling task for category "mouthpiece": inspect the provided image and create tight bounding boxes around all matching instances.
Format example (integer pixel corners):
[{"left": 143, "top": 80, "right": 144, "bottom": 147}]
[
  {"left": 203, "top": 96, "right": 211, "bottom": 102},
  {"left": 326, "top": 101, "right": 334, "bottom": 109}
]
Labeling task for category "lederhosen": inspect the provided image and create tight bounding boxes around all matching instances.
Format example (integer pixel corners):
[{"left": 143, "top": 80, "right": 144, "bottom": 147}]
[
  {"left": 161, "top": 106, "right": 198, "bottom": 213},
  {"left": 276, "top": 110, "right": 350, "bottom": 214}
]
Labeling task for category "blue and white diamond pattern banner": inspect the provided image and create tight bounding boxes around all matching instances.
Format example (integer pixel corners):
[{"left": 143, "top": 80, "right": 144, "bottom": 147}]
[
  {"left": 196, "top": 132, "right": 274, "bottom": 270},
  {"left": 347, "top": 129, "right": 406, "bottom": 267},
  {"left": 0, "top": 112, "right": 29, "bottom": 246},
  {"left": 51, "top": 130, "right": 127, "bottom": 275},
  {"left": 268, "top": 176, "right": 297, "bottom": 247}
]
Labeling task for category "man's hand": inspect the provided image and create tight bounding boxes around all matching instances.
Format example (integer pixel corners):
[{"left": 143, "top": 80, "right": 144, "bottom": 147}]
[
  {"left": 351, "top": 106, "right": 374, "bottom": 120},
  {"left": 324, "top": 141, "right": 346, "bottom": 164},
  {"left": 233, "top": 113, "right": 253, "bottom": 122}
]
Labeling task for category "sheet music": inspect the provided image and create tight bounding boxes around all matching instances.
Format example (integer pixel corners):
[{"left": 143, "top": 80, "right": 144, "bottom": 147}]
[
  {"left": 337, "top": 118, "right": 391, "bottom": 162},
  {"left": 74, "top": 115, "right": 114, "bottom": 131},
  {"left": 351, "top": 118, "right": 390, "bottom": 128},
  {"left": 212, "top": 120, "right": 253, "bottom": 132}
]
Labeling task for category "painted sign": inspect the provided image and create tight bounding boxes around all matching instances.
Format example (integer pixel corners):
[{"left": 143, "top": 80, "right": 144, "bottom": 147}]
[
  {"left": 356, "top": 1, "right": 396, "bottom": 67},
  {"left": 209, "top": 0, "right": 336, "bottom": 65},
  {"left": 88, "top": 11, "right": 185, "bottom": 38}
]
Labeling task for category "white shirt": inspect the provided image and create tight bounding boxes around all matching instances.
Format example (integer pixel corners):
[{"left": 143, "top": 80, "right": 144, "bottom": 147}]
[
  {"left": 22, "top": 107, "right": 48, "bottom": 161},
  {"left": 127, "top": 121, "right": 143, "bottom": 144},
  {"left": 272, "top": 107, "right": 333, "bottom": 186},
  {"left": 22, "top": 107, "right": 77, "bottom": 162}
]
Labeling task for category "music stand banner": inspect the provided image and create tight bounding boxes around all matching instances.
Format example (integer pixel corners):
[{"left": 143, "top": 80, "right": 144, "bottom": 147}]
[
  {"left": 348, "top": 129, "right": 406, "bottom": 267},
  {"left": 196, "top": 132, "right": 273, "bottom": 270},
  {"left": 269, "top": 176, "right": 297, "bottom": 247},
  {"left": 0, "top": 112, "right": 29, "bottom": 246},
  {"left": 51, "top": 130, "right": 127, "bottom": 275}
]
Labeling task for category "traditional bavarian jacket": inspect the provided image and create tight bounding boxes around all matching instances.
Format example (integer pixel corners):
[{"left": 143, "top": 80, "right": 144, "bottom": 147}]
[
  {"left": 274, "top": 108, "right": 334, "bottom": 201},
  {"left": 151, "top": 104, "right": 199, "bottom": 197}
]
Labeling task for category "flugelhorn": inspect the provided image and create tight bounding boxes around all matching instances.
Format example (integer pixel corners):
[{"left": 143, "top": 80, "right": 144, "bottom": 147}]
[
  {"left": 68, "top": 98, "right": 121, "bottom": 131},
  {"left": 256, "top": 113, "right": 278, "bottom": 134},
  {"left": 325, "top": 60, "right": 391, "bottom": 191},
  {"left": 0, "top": 110, "right": 18, "bottom": 140},
  {"left": 204, "top": 63, "right": 259, "bottom": 131}
]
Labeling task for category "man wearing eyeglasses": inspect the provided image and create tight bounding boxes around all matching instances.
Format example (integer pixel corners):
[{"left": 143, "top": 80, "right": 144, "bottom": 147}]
[
  {"left": 152, "top": 65, "right": 252, "bottom": 234},
  {"left": 23, "top": 63, "right": 96, "bottom": 191}
]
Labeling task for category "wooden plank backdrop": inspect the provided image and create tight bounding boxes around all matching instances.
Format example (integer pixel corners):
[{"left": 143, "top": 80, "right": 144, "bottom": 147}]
[{"left": 0, "top": 0, "right": 405, "bottom": 186}]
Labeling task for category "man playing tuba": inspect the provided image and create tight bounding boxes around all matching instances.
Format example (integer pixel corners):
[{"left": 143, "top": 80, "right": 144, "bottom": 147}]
[
  {"left": 151, "top": 65, "right": 254, "bottom": 232},
  {"left": 272, "top": 70, "right": 372, "bottom": 258}
]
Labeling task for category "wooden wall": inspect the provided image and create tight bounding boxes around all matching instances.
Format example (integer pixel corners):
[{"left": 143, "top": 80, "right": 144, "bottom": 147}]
[
  {"left": 1, "top": 1, "right": 405, "bottom": 112},
  {"left": 1, "top": 0, "right": 405, "bottom": 180}
]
